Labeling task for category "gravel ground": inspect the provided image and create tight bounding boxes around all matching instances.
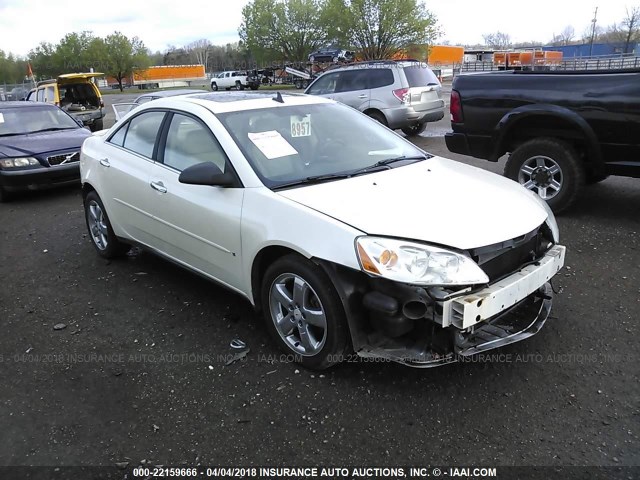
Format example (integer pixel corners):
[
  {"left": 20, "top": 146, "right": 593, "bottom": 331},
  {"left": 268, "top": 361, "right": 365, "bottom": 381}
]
[{"left": 0, "top": 98, "right": 638, "bottom": 477}]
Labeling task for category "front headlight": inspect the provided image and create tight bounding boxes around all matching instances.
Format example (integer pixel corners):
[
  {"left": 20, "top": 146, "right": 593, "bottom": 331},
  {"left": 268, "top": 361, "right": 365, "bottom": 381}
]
[
  {"left": 355, "top": 236, "right": 489, "bottom": 286},
  {"left": 0, "top": 157, "right": 41, "bottom": 169},
  {"left": 528, "top": 191, "right": 560, "bottom": 243}
]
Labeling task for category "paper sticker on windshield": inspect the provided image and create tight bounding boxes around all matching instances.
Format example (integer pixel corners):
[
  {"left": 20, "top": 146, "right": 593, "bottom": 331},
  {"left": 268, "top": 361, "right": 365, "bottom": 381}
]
[
  {"left": 290, "top": 114, "right": 311, "bottom": 137},
  {"left": 248, "top": 130, "right": 298, "bottom": 159},
  {"left": 0, "top": 113, "right": 4, "bottom": 124}
]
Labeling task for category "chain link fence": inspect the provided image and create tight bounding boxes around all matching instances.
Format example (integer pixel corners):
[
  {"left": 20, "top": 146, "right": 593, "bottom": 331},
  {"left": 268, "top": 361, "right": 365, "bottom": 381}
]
[{"left": 0, "top": 81, "right": 35, "bottom": 101}]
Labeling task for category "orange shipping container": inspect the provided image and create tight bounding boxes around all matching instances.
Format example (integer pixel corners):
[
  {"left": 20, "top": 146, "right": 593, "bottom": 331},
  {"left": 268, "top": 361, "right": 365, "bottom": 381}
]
[{"left": 427, "top": 45, "right": 464, "bottom": 65}]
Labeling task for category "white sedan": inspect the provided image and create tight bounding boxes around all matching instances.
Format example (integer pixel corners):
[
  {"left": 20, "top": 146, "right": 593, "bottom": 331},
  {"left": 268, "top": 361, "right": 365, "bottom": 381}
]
[{"left": 80, "top": 91, "right": 566, "bottom": 370}]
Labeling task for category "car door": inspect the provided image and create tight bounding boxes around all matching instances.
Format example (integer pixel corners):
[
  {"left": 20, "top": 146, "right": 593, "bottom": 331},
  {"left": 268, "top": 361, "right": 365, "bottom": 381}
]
[
  {"left": 331, "top": 70, "right": 370, "bottom": 111},
  {"left": 97, "top": 110, "right": 166, "bottom": 245},
  {"left": 306, "top": 71, "right": 369, "bottom": 112},
  {"left": 146, "top": 111, "right": 245, "bottom": 291}
]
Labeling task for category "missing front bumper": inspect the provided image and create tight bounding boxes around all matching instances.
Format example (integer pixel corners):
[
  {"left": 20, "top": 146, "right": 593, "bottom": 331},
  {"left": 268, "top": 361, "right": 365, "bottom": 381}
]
[{"left": 358, "top": 283, "right": 553, "bottom": 368}]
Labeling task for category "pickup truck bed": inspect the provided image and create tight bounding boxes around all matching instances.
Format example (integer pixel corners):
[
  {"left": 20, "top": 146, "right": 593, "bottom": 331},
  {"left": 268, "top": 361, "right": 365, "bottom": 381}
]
[{"left": 445, "top": 69, "right": 640, "bottom": 212}]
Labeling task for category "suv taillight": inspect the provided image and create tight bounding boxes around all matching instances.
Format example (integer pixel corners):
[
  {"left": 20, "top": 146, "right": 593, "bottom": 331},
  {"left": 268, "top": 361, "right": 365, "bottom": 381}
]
[
  {"left": 392, "top": 88, "right": 410, "bottom": 104},
  {"left": 450, "top": 89, "right": 463, "bottom": 123}
]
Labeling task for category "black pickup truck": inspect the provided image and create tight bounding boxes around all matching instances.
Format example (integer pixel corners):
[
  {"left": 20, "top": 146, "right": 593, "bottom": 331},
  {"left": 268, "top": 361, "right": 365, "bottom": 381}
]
[{"left": 445, "top": 69, "right": 640, "bottom": 212}]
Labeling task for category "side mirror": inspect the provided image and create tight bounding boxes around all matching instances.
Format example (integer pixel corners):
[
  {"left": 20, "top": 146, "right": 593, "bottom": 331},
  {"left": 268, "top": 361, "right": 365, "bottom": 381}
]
[{"left": 178, "top": 162, "right": 235, "bottom": 187}]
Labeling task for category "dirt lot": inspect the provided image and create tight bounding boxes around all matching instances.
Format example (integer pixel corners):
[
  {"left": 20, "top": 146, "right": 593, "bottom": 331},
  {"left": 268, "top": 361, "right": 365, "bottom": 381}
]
[{"left": 0, "top": 111, "right": 639, "bottom": 476}]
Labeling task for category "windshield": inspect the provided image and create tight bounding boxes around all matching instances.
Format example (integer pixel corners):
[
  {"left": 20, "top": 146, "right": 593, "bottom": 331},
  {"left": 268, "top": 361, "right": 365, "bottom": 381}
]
[
  {"left": 0, "top": 105, "right": 79, "bottom": 136},
  {"left": 217, "top": 102, "right": 428, "bottom": 188}
]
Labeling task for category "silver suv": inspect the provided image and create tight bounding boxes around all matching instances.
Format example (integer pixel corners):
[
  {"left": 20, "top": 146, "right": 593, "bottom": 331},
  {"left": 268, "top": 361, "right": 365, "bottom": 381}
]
[{"left": 304, "top": 60, "right": 445, "bottom": 136}]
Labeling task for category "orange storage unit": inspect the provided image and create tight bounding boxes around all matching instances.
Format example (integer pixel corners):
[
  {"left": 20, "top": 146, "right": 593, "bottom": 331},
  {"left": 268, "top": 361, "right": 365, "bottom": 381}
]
[
  {"left": 427, "top": 45, "right": 464, "bottom": 65},
  {"left": 133, "top": 65, "right": 206, "bottom": 83}
]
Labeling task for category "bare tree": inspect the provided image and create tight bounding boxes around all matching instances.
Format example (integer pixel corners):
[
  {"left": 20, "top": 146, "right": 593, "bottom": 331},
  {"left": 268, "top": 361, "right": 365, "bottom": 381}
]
[
  {"left": 185, "top": 39, "right": 212, "bottom": 70},
  {"left": 552, "top": 25, "right": 575, "bottom": 45},
  {"left": 482, "top": 31, "right": 512, "bottom": 49},
  {"left": 621, "top": 6, "right": 640, "bottom": 53}
]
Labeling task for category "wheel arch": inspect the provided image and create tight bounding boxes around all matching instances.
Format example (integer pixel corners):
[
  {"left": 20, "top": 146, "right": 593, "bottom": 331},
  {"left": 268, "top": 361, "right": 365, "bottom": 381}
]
[
  {"left": 81, "top": 182, "right": 96, "bottom": 200},
  {"left": 250, "top": 245, "right": 307, "bottom": 311},
  {"left": 250, "top": 245, "right": 368, "bottom": 352},
  {"left": 363, "top": 108, "right": 388, "bottom": 125},
  {"left": 494, "top": 105, "right": 604, "bottom": 175}
]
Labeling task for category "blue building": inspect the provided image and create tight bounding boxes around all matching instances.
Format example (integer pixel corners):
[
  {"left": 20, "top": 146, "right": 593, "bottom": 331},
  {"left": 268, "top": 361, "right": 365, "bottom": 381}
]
[{"left": 542, "top": 42, "right": 639, "bottom": 57}]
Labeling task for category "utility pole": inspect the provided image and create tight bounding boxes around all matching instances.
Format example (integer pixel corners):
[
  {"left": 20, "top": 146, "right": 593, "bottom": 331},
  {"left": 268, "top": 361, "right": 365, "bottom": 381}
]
[{"left": 589, "top": 6, "right": 599, "bottom": 56}]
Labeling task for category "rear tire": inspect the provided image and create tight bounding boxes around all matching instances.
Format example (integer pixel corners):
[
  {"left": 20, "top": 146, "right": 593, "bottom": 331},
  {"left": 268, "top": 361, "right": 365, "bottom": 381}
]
[
  {"left": 84, "top": 191, "right": 129, "bottom": 258},
  {"left": 401, "top": 122, "right": 427, "bottom": 136},
  {"left": 367, "top": 111, "right": 388, "bottom": 127},
  {"left": 504, "top": 137, "right": 584, "bottom": 214},
  {"left": 261, "top": 254, "right": 348, "bottom": 370},
  {"left": 235, "top": 81, "right": 244, "bottom": 91}
]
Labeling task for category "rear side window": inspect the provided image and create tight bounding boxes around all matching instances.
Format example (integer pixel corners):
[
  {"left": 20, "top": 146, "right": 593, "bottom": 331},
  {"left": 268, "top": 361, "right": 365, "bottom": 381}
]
[
  {"left": 122, "top": 111, "right": 165, "bottom": 158},
  {"left": 369, "top": 68, "right": 394, "bottom": 89},
  {"left": 403, "top": 65, "right": 440, "bottom": 87}
]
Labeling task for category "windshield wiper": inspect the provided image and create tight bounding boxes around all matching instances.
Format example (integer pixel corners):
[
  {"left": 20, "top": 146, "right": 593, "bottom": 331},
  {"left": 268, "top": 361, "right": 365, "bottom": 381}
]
[
  {"left": 29, "top": 127, "right": 75, "bottom": 134},
  {"left": 349, "top": 154, "right": 429, "bottom": 175},
  {"left": 272, "top": 173, "right": 351, "bottom": 190}
]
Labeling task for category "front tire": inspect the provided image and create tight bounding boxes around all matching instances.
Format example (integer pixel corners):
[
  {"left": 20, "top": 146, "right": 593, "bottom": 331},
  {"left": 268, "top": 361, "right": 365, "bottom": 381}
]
[
  {"left": 401, "top": 122, "right": 427, "bottom": 136},
  {"left": 261, "top": 254, "right": 348, "bottom": 370},
  {"left": 211, "top": 82, "right": 218, "bottom": 91},
  {"left": 504, "top": 137, "right": 584, "bottom": 214},
  {"left": 90, "top": 118, "right": 103, "bottom": 132},
  {"left": 84, "top": 191, "right": 129, "bottom": 258}
]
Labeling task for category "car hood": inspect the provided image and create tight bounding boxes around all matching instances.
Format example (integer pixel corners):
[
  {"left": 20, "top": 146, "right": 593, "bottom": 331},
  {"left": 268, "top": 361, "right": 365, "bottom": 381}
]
[
  {"left": 277, "top": 157, "right": 548, "bottom": 250},
  {"left": 0, "top": 129, "right": 91, "bottom": 157}
]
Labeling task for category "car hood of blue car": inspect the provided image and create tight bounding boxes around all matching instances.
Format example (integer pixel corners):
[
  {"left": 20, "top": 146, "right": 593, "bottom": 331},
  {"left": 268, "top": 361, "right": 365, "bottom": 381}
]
[{"left": 0, "top": 128, "right": 92, "bottom": 158}]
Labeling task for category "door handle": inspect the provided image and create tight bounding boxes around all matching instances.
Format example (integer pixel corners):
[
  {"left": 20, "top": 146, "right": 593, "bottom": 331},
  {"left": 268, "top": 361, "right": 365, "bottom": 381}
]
[
  {"left": 99, "top": 158, "right": 110, "bottom": 167},
  {"left": 150, "top": 181, "right": 167, "bottom": 193},
  {"left": 357, "top": 94, "right": 368, "bottom": 99}
]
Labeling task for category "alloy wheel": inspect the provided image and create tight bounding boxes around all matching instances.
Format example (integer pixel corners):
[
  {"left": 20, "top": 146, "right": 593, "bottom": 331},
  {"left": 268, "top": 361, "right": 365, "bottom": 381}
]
[{"left": 269, "top": 273, "right": 328, "bottom": 356}]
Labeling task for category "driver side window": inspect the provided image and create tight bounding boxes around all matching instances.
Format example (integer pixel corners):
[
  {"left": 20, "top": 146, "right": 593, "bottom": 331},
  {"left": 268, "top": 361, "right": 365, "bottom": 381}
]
[
  {"left": 162, "top": 113, "right": 228, "bottom": 173},
  {"left": 306, "top": 73, "right": 338, "bottom": 95}
]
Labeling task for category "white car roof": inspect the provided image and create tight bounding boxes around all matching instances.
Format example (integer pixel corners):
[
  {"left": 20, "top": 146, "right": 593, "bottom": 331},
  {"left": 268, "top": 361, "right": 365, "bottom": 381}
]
[{"left": 146, "top": 91, "right": 333, "bottom": 114}]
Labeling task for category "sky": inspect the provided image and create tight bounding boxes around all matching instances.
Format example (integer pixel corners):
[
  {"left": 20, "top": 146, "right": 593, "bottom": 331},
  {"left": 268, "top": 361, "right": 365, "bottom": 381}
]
[{"left": 0, "top": 0, "right": 635, "bottom": 58}]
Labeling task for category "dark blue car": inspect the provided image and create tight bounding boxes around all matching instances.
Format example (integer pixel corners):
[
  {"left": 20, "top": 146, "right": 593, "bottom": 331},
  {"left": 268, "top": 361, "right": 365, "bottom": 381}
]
[{"left": 0, "top": 102, "right": 92, "bottom": 201}]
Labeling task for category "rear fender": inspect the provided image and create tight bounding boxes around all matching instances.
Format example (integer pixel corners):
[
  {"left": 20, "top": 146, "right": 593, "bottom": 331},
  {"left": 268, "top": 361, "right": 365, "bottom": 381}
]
[{"left": 494, "top": 104, "right": 604, "bottom": 172}]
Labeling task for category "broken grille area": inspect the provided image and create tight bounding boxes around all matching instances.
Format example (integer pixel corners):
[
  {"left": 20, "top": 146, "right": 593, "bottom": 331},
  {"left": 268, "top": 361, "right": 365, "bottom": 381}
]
[{"left": 469, "top": 223, "right": 554, "bottom": 282}]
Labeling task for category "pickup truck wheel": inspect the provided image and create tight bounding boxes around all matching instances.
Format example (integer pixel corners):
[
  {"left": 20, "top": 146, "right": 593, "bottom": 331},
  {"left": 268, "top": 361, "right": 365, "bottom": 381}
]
[
  {"left": 401, "top": 122, "right": 427, "bottom": 136},
  {"left": 261, "top": 254, "right": 348, "bottom": 370},
  {"left": 505, "top": 138, "right": 584, "bottom": 214},
  {"left": 211, "top": 82, "right": 218, "bottom": 91},
  {"left": 235, "top": 81, "right": 244, "bottom": 91}
]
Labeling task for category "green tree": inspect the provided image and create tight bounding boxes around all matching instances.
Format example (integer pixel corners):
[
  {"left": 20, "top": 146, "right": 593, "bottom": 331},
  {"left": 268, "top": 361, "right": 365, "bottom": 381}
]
[
  {"left": 239, "top": 0, "right": 330, "bottom": 63},
  {"left": 0, "top": 50, "right": 27, "bottom": 84},
  {"left": 323, "top": 0, "right": 440, "bottom": 59},
  {"left": 55, "top": 31, "right": 106, "bottom": 71},
  {"left": 28, "top": 42, "right": 59, "bottom": 80},
  {"left": 103, "top": 32, "right": 151, "bottom": 91}
]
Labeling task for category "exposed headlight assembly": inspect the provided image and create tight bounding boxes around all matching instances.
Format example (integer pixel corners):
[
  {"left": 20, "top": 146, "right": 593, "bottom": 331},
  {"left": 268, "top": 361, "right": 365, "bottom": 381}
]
[
  {"left": 0, "top": 157, "right": 41, "bottom": 169},
  {"left": 527, "top": 190, "right": 560, "bottom": 243},
  {"left": 356, "top": 236, "right": 489, "bottom": 286}
]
